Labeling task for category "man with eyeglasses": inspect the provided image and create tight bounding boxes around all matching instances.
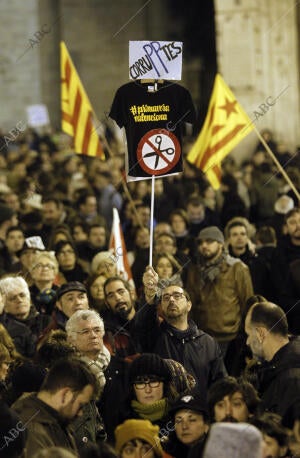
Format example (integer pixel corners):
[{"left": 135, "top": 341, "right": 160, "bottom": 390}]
[
  {"left": 137, "top": 268, "right": 227, "bottom": 400},
  {"left": 66, "top": 309, "right": 110, "bottom": 394},
  {"left": 66, "top": 309, "right": 110, "bottom": 450}
]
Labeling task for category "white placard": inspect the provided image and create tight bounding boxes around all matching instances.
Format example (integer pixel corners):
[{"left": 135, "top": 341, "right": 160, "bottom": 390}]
[
  {"left": 26, "top": 104, "right": 50, "bottom": 127},
  {"left": 25, "top": 236, "right": 45, "bottom": 250},
  {"left": 129, "top": 41, "right": 183, "bottom": 81}
]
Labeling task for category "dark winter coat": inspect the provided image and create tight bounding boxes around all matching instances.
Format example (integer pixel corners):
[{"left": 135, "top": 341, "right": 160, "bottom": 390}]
[
  {"left": 136, "top": 304, "right": 227, "bottom": 397},
  {"left": 0, "top": 312, "right": 36, "bottom": 358},
  {"left": 72, "top": 400, "right": 106, "bottom": 452},
  {"left": 257, "top": 336, "right": 300, "bottom": 417},
  {"left": 29, "top": 283, "right": 59, "bottom": 316},
  {"left": 102, "top": 308, "right": 141, "bottom": 358},
  {"left": 98, "top": 355, "right": 132, "bottom": 444},
  {"left": 270, "top": 236, "right": 300, "bottom": 333},
  {"left": 37, "top": 307, "right": 68, "bottom": 346}
]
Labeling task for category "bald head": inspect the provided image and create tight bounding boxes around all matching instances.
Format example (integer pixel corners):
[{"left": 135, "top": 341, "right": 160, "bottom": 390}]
[
  {"left": 245, "top": 301, "right": 289, "bottom": 362},
  {"left": 247, "top": 302, "right": 288, "bottom": 337}
]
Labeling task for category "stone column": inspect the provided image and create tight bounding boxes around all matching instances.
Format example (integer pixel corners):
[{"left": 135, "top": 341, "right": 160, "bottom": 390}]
[
  {"left": 0, "top": 0, "right": 41, "bottom": 131},
  {"left": 214, "top": 0, "right": 300, "bottom": 161}
]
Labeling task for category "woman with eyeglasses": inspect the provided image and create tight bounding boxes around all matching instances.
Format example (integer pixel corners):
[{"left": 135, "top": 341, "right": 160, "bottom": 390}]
[
  {"left": 120, "top": 353, "right": 173, "bottom": 440},
  {"left": 0, "top": 276, "right": 51, "bottom": 357},
  {"left": 29, "top": 250, "right": 60, "bottom": 315}
]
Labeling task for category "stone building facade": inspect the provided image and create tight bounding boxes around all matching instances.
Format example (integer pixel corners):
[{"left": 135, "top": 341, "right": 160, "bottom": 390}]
[{"left": 0, "top": 0, "right": 299, "bottom": 159}]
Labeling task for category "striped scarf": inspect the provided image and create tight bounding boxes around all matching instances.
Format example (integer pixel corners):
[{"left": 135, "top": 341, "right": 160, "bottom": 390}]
[{"left": 78, "top": 345, "right": 111, "bottom": 395}]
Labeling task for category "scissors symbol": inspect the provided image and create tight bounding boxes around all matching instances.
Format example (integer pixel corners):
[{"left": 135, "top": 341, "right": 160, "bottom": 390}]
[{"left": 144, "top": 135, "right": 175, "bottom": 169}]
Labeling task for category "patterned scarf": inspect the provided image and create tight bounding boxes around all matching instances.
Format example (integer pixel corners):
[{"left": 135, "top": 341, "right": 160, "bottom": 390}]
[
  {"left": 197, "top": 251, "right": 240, "bottom": 288},
  {"left": 78, "top": 345, "right": 111, "bottom": 395}
]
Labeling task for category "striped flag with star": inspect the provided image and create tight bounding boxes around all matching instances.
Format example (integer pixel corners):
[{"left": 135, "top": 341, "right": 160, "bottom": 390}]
[
  {"left": 187, "top": 73, "right": 254, "bottom": 189},
  {"left": 60, "top": 41, "right": 105, "bottom": 158}
]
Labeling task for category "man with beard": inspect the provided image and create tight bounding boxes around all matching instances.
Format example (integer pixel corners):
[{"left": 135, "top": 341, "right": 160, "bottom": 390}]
[
  {"left": 101, "top": 276, "right": 141, "bottom": 442},
  {"left": 186, "top": 226, "right": 253, "bottom": 373},
  {"left": 12, "top": 358, "right": 98, "bottom": 456},
  {"left": 102, "top": 276, "right": 140, "bottom": 358},
  {"left": 270, "top": 208, "right": 300, "bottom": 334},
  {"left": 225, "top": 218, "right": 257, "bottom": 270},
  {"left": 136, "top": 272, "right": 227, "bottom": 399},
  {"left": 207, "top": 376, "right": 260, "bottom": 424},
  {"left": 245, "top": 301, "right": 300, "bottom": 417}
]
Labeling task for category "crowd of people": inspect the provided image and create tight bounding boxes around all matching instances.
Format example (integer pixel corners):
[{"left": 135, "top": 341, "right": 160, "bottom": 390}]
[{"left": 0, "top": 124, "right": 299, "bottom": 457}]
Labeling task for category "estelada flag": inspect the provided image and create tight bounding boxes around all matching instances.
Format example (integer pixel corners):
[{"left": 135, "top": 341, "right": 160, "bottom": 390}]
[
  {"left": 60, "top": 41, "right": 105, "bottom": 158},
  {"left": 187, "top": 73, "right": 254, "bottom": 189},
  {"left": 109, "top": 207, "right": 135, "bottom": 288}
]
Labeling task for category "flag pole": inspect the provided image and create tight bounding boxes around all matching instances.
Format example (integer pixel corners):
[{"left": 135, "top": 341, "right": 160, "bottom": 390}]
[
  {"left": 253, "top": 125, "right": 300, "bottom": 203},
  {"left": 149, "top": 175, "right": 155, "bottom": 267},
  {"left": 111, "top": 207, "right": 122, "bottom": 275}
]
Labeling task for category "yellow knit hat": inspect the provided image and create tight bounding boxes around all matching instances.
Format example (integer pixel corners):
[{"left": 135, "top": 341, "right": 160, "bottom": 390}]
[{"left": 114, "top": 419, "right": 163, "bottom": 456}]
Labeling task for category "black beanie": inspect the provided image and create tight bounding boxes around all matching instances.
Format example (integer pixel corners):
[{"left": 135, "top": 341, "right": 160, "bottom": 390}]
[
  {"left": 129, "top": 353, "right": 171, "bottom": 383},
  {"left": 11, "top": 361, "right": 46, "bottom": 397}
]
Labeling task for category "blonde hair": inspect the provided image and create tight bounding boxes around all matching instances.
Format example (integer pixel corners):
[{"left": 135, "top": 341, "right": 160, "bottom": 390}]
[
  {"left": 0, "top": 323, "right": 22, "bottom": 360},
  {"left": 0, "top": 342, "right": 11, "bottom": 364},
  {"left": 90, "top": 250, "right": 117, "bottom": 276},
  {"left": 31, "top": 250, "right": 59, "bottom": 274}
]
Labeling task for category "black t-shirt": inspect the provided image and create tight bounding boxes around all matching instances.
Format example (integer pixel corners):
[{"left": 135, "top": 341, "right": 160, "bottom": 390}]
[{"left": 109, "top": 80, "right": 196, "bottom": 177}]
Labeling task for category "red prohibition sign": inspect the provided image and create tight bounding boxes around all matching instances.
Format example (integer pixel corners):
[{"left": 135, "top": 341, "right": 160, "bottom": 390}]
[{"left": 137, "top": 129, "right": 181, "bottom": 176}]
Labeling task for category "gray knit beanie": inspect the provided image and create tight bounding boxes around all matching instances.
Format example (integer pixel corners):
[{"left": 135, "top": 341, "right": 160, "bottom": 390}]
[
  {"left": 203, "top": 422, "right": 263, "bottom": 458},
  {"left": 197, "top": 226, "right": 225, "bottom": 244}
]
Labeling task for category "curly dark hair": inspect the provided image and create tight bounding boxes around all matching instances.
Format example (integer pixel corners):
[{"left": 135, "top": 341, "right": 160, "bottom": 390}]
[{"left": 208, "top": 376, "right": 260, "bottom": 420}]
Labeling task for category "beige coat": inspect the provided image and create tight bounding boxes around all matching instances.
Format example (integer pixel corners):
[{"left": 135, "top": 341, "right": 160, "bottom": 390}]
[{"left": 186, "top": 258, "right": 253, "bottom": 342}]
